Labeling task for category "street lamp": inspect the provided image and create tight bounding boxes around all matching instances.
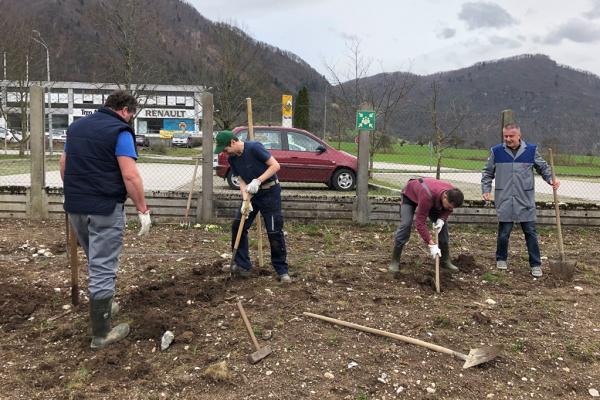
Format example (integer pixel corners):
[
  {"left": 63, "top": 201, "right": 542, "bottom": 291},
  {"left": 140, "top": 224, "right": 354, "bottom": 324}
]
[{"left": 31, "top": 29, "right": 53, "bottom": 156}]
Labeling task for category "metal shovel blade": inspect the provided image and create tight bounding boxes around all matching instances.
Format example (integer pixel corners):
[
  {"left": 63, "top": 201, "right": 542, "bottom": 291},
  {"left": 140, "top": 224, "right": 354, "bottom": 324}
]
[
  {"left": 549, "top": 259, "right": 576, "bottom": 281},
  {"left": 462, "top": 345, "right": 502, "bottom": 369}
]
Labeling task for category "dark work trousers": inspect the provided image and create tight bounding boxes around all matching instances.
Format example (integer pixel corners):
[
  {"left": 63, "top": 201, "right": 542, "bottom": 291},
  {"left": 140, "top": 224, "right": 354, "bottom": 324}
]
[
  {"left": 231, "top": 184, "right": 288, "bottom": 276},
  {"left": 393, "top": 195, "right": 448, "bottom": 247},
  {"left": 496, "top": 221, "right": 541, "bottom": 268}
]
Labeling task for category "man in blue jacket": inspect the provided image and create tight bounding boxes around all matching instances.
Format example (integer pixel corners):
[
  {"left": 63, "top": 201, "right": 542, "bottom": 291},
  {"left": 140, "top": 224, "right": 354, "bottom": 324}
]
[
  {"left": 60, "top": 90, "right": 151, "bottom": 349},
  {"left": 481, "top": 110, "right": 560, "bottom": 277},
  {"left": 214, "top": 130, "right": 290, "bottom": 283}
]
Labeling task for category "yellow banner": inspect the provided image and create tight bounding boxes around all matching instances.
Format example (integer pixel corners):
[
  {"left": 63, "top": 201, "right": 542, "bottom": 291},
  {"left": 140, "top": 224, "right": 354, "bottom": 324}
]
[
  {"left": 282, "top": 95, "right": 293, "bottom": 119},
  {"left": 159, "top": 130, "right": 175, "bottom": 139}
]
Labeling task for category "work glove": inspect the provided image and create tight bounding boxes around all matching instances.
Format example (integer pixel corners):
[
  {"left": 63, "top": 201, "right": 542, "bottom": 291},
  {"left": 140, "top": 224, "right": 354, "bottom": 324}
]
[
  {"left": 433, "top": 218, "right": 444, "bottom": 235},
  {"left": 428, "top": 244, "right": 441, "bottom": 259},
  {"left": 240, "top": 200, "right": 253, "bottom": 216},
  {"left": 138, "top": 210, "right": 151, "bottom": 236},
  {"left": 245, "top": 178, "right": 262, "bottom": 194}
]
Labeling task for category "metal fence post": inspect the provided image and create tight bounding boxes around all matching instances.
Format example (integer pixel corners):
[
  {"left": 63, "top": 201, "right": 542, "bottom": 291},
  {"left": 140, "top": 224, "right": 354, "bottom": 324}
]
[
  {"left": 29, "top": 85, "right": 48, "bottom": 219},
  {"left": 199, "top": 92, "right": 214, "bottom": 222}
]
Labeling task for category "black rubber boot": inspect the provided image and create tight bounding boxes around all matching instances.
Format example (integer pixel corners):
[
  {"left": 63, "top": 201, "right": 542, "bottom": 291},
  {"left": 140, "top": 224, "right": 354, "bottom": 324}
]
[
  {"left": 439, "top": 243, "right": 459, "bottom": 272},
  {"left": 388, "top": 245, "right": 403, "bottom": 273},
  {"left": 90, "top": 297, "right": 130, "bottom": 350}
]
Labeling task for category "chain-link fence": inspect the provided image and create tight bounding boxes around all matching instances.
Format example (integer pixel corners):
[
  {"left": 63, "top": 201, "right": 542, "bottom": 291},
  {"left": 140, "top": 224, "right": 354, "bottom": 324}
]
[{"left": 0, "top": 139, "right": 210, "bottom": 192}]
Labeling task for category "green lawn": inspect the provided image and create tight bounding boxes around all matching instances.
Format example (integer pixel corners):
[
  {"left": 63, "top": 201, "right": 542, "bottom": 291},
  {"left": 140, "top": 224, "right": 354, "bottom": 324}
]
[{"left": 336, "top": 142, "right": 600, "bottom": 177}]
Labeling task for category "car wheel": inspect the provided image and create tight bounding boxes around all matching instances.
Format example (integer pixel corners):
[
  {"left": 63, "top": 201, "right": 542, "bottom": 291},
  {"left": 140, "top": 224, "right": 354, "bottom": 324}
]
[
  {"left": 226, "top": 170, "right": 241, "bottom": 190},
  {"left": 331, "top": 168, "right": 356, "bottom": 191}
]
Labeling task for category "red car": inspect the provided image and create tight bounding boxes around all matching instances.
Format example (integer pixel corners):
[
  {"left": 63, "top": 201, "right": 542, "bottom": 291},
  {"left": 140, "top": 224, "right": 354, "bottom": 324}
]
[{"left": 215, "top": 126, "right": 358, "bottom": 191}]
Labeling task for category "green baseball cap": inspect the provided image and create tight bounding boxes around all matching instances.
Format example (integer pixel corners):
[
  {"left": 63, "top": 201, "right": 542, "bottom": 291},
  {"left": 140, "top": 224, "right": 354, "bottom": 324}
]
[{"left": 214, "top": 130, "right": 235, "bottom": 154}]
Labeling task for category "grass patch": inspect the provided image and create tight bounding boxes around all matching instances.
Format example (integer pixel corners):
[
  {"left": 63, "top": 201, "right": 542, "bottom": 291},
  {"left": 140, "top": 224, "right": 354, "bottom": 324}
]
[
  {"left": 433, "top": 315, "right": 452, "bottom": 328},
  {"left": 511, "top": 339, "right": 526, "bottom": 353},
  {"left": 481, "top": 271, "right": 503, "bottom": 283}
]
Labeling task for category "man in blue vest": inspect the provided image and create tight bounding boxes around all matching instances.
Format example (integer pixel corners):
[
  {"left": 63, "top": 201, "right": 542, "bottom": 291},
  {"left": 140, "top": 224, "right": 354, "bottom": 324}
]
[
  {"left": 481, "top": 110, "right": 560, "bottom": 278},
  {"left": 214, "top": 130, "right": 290, "bottom": 283},
  {"left": 60, "top": 90, "right": 151, "bottom": 349}
]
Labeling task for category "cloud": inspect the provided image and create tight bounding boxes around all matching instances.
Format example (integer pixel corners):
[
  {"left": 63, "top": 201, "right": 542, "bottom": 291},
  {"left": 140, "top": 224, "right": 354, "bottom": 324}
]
[
  {"left": 437, "top": 27, "right": 457, "bottom": 39},
  {"left": 584, "top": 1, "right": 600, "bottom": 18},
  {"left": 458, "top": 1, "right": 517, "bottom": 30},
  {"left": 542, "top": 18, "right": 600, "bottom": 44},
  {"left": 488, "top": 35, "right": 521, "bottom": 49}
]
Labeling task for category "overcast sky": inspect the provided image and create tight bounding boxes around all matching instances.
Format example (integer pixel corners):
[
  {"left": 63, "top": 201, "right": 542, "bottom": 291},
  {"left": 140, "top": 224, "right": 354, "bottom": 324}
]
[{"left": 189, "top": 0, "right": 600, "bottom": 80}]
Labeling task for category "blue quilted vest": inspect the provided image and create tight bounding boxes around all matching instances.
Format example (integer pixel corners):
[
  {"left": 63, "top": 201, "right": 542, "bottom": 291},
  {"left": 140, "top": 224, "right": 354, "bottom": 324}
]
[{"left": 63, "top": 107, "right": 135, "bottom": 215}]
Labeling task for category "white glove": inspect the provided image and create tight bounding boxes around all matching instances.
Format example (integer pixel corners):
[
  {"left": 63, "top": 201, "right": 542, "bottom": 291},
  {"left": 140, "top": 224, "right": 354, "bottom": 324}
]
[
  {"left": 428, "top": 244, "right": 441, "bottom": 259},
  {"left": 433, "top": 218, "right": 444, "bottom": 234},
  {"left": 245, "top": 178, "right": 262, "bottom": 194},
  {"left": 240, "top": 200, "right": 253, "bottom": 216},
  {"left": 138, "top": 210, "right": 151, "bottom": 236}
]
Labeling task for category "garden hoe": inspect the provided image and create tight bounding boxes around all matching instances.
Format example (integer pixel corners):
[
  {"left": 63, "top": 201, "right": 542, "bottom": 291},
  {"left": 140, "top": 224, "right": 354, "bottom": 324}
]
[
  {"left": 66, "top": 214, "right": 80, "bottom": 306},
  {"left": 304, "top": 312, "right": 501, "bottom": 369},
  {"left": 548, "top": 148, "right": 576, "bottom": 280},
  {"left": 237, "top": 300, "right": 272, "bottom": 364},
  {"left": 180, "top": 155, "right": 201, "bottom": 228}
]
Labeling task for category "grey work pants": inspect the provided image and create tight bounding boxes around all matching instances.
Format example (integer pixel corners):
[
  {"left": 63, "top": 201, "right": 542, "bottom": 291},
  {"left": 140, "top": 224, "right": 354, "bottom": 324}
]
[
  {"left": 393, "top": 198, "right": 449, "bottom": 247},
  {"left": 68, "top": 203, "right": 125, "bottom": 300}
]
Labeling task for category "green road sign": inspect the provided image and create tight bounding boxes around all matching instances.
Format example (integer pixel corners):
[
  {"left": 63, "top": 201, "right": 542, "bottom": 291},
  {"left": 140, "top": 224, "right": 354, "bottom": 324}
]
[{"left": 356, "top": 110, "right": 375, "bottom": 131}]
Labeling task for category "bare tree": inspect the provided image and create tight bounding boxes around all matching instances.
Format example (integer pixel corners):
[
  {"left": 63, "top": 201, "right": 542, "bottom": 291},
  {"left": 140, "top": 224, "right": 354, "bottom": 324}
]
[
  {"left": 89, "top": 0, "right": 165, "bottom": 99},
  {"left": 429, "top": 80, "right": 469, "bottom": 179},
  {"left": 326, "top": 39, "right": 414, "bottom": 174},
  {"left": 208, "top": 22, "right": 268, "bottom": 130},
  {"left": 0, "top": 12, "right": 41, "bottom": 156}
]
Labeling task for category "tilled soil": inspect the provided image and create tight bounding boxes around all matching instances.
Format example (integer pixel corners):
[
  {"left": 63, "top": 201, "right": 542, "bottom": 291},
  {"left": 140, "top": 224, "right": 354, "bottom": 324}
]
[{"left": 0, "top": 218, "right": 599, "bottom": 400}]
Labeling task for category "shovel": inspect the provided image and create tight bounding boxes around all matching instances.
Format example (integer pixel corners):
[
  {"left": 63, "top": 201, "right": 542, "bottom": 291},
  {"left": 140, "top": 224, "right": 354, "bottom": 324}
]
[
  {"left": 180, "top": 155, "right": 201, "bottom": 228},
  {"left": 548, "top": 148, "right": 576, "bottom": 280},
  {"left": 433, "top": 226, "right": 441, "bottom": 293},
  {"left": 304, "top": 312, "right": 501, "bottom": 369},
  {"left": 229, "top": 198, "right": 252, "bottom": 273}
]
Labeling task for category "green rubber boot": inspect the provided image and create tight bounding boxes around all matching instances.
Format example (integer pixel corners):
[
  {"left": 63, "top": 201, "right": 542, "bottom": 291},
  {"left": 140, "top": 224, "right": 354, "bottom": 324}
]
[
  {"left": 90, "top": 297, "right": 130, "bottom": 350},
  {"left": 440, "top": 243, "right": 459, "bottom": 272},
  {"left": 388, "top": 245, "right": 403, "bottom": 273}
]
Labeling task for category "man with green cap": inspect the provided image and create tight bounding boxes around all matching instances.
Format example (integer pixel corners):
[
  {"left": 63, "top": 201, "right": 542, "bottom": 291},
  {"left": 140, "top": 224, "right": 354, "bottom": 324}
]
[
  {"left": 481, "top": 110, "right": 560, "bottom": 278},
  {"left": 214, "top": 130, "right": 291, "bottom": 283}
]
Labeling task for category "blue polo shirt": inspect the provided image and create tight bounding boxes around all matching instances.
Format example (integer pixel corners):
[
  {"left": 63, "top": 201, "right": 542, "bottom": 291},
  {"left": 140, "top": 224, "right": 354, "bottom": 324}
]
[{"left": 229, "top": 141, "right": 277, "bottom": 184}]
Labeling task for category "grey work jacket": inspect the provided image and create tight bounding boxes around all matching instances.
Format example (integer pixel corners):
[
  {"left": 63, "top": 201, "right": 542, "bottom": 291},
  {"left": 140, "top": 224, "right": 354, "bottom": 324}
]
[{"left": 481, "top": 140, "right": 553, "bottom": 222}]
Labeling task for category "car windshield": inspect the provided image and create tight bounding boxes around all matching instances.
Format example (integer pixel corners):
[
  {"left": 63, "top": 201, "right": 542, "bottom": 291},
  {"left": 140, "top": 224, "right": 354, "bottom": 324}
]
[
  {"left": 173, "top": 133, "right": 189, "bottom": 138},
  {"left": 238, "top": 129, "right": 282, "bottom": 150}
]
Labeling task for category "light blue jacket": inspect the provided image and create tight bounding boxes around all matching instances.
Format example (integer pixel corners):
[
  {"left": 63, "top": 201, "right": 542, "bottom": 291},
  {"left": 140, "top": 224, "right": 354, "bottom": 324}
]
[{"left": 481, "top": 140, "right": 553, "bottom": 222}]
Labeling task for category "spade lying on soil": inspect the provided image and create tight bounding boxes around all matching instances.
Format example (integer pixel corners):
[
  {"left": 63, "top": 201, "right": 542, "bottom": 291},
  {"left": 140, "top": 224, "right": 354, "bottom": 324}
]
[{"left": 304, "top": 312, "right": 501, "bottom": 369}]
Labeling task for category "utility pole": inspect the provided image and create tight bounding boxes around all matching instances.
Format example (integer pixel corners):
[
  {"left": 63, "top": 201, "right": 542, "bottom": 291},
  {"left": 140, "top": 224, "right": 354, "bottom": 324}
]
[{"left": 32, "top": 30, "right": 53, "bottom": 156}]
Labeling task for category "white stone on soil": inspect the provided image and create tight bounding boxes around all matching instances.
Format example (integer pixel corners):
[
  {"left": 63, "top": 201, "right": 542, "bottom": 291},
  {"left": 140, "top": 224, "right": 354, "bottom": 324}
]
[{"left": 161, "top": 330, "right": 175, "bottom": 351}]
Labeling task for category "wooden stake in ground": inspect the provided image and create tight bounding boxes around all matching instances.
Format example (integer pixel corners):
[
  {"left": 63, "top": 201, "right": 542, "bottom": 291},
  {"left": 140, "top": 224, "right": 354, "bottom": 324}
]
[
  {"left": 66, "top": 214, "right": 79, "bottom": 306},
  {"left": 246, "top": 97, "right": 264, "bottom": 268}
]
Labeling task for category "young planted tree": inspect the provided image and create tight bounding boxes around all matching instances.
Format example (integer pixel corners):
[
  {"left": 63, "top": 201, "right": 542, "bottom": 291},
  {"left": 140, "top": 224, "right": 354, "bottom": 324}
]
[
  {"left": 293, "top": 86, "right": 310, "bottom": 130},
  {"left": 429, "top": 80, "right": 470, "bottom": 179}
]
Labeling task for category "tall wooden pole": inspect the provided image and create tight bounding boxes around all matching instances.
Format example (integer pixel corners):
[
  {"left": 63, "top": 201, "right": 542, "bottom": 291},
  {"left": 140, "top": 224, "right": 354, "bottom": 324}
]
[{"left": 246, "top": 98, "right": 264, "bottom": 268}]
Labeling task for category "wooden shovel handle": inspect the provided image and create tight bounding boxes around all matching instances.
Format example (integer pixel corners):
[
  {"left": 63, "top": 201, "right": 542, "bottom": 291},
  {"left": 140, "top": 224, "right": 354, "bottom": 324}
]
[
  {"left": 303, "top": 312, "right": 467, "bottom": 360},
  {"left": 548, "top": 149, "right": 565, "bottom": 260},
  {"left": 184, "top": 156, "right": 201, "bottom": 220},
  {"left": 237, "top": 301, "right": 260, "bottom": 350},
  {"left": 246, "top": 97, "right": 265, "bottom": 268}
]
